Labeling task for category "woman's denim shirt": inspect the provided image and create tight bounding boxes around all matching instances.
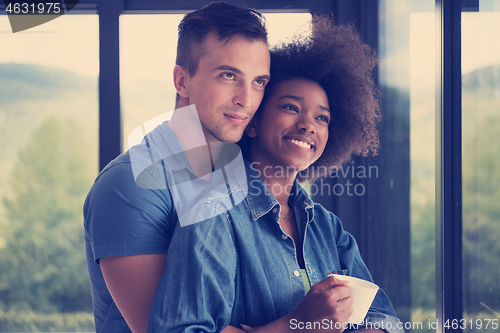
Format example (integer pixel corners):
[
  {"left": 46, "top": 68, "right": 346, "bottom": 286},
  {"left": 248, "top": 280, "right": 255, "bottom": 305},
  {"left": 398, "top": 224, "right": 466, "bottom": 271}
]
[{"left": 148, "top": 160, "right": 404, "bottom": 333}]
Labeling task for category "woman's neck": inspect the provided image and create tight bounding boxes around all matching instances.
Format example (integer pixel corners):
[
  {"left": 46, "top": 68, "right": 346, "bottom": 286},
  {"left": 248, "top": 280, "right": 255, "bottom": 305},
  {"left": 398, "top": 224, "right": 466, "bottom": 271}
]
[{"left": 249, "top": 159, "right": 297, "bottom": 215}]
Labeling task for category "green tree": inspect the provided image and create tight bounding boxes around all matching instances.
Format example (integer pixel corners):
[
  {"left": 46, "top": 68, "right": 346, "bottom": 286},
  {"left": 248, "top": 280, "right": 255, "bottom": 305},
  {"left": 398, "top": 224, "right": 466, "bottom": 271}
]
[
  {"left": 0, "top": 117, "right": 94, "bottom": 313},
  {"left": 411, "top": 197, "right": 435, "bottom": 311},
  {"left": 462, "top": 115, "right": 500, "bottom": 314}
]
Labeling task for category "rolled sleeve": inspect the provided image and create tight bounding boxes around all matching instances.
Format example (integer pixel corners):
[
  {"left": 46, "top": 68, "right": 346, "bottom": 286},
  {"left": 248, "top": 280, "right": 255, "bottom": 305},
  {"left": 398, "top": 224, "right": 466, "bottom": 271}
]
[{"left": 84, "top": 160, "right": 173, "bottom": 262}]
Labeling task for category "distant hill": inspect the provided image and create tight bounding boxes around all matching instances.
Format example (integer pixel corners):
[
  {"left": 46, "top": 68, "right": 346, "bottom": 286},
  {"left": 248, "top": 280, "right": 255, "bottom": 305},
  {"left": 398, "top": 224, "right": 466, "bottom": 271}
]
[
  {"left": 463, "top": 64, "right": 500, "bottom": 93},
  {"left": 462, "top": 64, "right": 500, "bottom": 133},
  {"left": 0, "top": 63, "right": 95, "bottom": 104},
  {"left": 0, "top": 63, "right": 98, "bottom": 223}
]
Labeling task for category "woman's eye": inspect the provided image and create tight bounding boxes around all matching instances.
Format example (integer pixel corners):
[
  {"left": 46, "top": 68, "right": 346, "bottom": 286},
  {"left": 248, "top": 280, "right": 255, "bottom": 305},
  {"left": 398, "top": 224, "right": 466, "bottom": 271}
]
[
  {"left": 222, "top": 72, "right": 235, "bottom": 80},
  {"left": 317, "top": 115, "right": 330, "bottom": 123},
  {"left": 283, "top": 105, "right": 298, "bottom": 112}
]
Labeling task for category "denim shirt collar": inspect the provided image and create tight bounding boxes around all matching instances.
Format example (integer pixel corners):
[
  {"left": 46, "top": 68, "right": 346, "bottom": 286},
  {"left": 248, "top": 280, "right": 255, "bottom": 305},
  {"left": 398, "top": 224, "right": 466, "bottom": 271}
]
[{"left": 241, "top": 159, "right": 315, "bottom": 223}]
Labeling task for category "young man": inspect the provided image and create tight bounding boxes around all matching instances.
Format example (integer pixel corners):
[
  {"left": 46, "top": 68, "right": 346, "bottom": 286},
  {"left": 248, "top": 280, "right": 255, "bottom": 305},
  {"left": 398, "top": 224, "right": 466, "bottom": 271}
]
[{"left": 84, "top": 3, "right": 270, "bottom": 333}]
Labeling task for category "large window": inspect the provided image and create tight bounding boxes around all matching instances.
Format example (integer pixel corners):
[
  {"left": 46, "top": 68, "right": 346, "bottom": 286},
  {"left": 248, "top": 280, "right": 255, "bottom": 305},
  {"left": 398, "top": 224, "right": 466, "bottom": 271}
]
[
  {"left": 0, "top": 14, "right": 98, "bottom": 331},
  {"left": 379, "top": 0, "right": 436, "bottom": 327}
]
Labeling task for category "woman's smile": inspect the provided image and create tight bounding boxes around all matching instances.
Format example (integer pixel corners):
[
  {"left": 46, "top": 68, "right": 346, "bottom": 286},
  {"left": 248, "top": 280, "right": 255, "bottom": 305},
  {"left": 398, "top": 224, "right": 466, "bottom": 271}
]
[{"left": 284, "top": 136, "right": 315, "bottom": 151}]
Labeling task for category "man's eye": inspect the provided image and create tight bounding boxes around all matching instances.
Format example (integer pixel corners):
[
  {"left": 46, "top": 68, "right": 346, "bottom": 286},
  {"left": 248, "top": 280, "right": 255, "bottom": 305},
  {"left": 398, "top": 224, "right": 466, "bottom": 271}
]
[
  {"left": 222, "top": 72, "right": 235, "bottom": 80},
  {"left": 254, "top": 79, "right": 266, "bottom": 87}
]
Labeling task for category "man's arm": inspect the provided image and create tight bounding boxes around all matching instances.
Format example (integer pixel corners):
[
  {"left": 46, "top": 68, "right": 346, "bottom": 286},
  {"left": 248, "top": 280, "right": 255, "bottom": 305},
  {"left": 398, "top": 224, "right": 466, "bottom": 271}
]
[
  {"left": 101, "top": 253, "right": 247, "bottom": 333},
  {"left": 101, "top": 254, "right": 167, "bottom": 333}
]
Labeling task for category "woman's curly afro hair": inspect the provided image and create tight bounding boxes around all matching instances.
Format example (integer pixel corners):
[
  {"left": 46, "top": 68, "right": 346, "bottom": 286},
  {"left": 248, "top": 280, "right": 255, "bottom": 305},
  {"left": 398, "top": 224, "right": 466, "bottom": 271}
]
[{"left": 238, "top": 15, "right": 381, "bottom": 182}]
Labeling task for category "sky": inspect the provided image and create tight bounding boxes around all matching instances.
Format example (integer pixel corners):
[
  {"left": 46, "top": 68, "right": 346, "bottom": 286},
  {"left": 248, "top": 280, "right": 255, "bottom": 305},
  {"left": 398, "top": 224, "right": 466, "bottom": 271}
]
[{"left": 1, "top": 10, "right": 499, "bottom": 80}]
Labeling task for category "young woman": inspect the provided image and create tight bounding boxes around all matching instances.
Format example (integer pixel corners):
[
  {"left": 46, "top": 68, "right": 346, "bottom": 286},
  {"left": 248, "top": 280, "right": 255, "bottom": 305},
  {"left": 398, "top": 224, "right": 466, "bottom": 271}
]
[{"left": 148, "top": 16, "right": 403, "bottom": 333}]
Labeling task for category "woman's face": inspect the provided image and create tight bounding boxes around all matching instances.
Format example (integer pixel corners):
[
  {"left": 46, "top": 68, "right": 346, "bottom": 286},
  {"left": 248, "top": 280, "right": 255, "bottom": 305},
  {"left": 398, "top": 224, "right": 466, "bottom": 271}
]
[{"left": 247, "top": 78, "right": 330, "bottom": 173}]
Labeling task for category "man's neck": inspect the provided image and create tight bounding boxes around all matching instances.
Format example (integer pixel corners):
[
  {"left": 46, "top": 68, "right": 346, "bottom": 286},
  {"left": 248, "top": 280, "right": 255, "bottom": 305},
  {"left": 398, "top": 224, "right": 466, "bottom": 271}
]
[{"left": 168, "top": 104, "right": 222, "bottom": 178}]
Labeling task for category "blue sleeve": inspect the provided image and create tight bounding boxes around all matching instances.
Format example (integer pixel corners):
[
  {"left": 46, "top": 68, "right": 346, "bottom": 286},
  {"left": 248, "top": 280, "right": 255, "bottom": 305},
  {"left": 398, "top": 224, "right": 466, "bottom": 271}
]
[
  {"left": 330, "top": 212, "right": 404, "bottom": 333},
  {"left": 148, "top": 204, "right": 237, "bottom": 333},
  {"left": 83, "top": 159, "right": 174, "bottom": 263}
]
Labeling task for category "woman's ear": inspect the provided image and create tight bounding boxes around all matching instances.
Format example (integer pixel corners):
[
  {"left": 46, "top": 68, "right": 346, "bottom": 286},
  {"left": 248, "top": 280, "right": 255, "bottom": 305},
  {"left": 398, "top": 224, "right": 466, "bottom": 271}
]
[
  {"left": 245, "top": 117, "right": 258, "bottom": 138},
  {"left": 173, "top": 65, "right": 189, "bottom": 98}
]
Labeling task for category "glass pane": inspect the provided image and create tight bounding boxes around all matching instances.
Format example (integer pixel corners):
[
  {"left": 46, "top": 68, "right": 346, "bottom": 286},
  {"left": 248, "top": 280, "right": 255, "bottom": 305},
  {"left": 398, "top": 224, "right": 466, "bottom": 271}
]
[
  {"left": 379, "top": 0, "right": 436, "bottom": 330},
  {"left": 0, "top": 14, "right": 98, "bottom": 331},
  {"left": 462, "top": 1, "right": 500, "bottom": 331},
  {"left": 120, "top": 13, "right": 311, "bottom": 150},
  {"left": 120, "top": 14, "right": 183, "bottom": 150}
]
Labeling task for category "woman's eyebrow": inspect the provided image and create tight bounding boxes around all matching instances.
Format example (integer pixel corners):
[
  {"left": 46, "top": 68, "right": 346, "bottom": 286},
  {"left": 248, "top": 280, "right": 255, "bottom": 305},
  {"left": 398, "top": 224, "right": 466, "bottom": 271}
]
[
  {"left": 278, "top": 95, "right": 330, "bottom": 113},
  {"left": 278, "top": 94, "right": 303, "bottom": 101}
]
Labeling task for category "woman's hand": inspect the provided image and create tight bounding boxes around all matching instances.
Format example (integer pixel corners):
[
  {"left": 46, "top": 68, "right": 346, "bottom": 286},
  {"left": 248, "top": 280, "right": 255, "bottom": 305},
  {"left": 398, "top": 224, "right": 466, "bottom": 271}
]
[
  {"left": 246, "top": 275, "right": 352, "bottom": 333},
  {"left": 288, "top": 275, "right": 352, "bottom": 332}
]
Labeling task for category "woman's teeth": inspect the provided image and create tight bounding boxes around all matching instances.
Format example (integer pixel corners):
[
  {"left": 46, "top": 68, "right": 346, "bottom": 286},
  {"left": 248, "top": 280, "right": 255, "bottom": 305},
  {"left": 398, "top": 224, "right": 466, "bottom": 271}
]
[{"left": 289, "top": 139, "right": 312, "bottom": 149}]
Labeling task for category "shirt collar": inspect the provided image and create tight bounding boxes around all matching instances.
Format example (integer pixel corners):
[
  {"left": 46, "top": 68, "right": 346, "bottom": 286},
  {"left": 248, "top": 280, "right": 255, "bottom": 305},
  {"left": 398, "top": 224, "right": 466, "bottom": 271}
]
[{"left": 242, "top": 159, "right": 314, "bottom": 222}]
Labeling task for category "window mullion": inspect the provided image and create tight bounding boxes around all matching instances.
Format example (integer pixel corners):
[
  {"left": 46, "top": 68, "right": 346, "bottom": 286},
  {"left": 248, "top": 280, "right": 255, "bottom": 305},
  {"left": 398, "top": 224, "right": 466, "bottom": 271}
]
[{"left": 435, "top": 0, "right": 463, "bottom": 332}]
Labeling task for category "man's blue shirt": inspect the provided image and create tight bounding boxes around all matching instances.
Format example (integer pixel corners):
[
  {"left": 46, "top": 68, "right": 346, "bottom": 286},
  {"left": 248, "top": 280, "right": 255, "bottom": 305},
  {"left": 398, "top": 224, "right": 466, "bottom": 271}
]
[
  {"left": 84, "top": 122, "right": 182, "bottom": 332},
  {"left": 84, "top": 118, "right": 246, "bottom": 333},
  {"left": 148, "top": 159, "right": 403, "bottom": 333}
]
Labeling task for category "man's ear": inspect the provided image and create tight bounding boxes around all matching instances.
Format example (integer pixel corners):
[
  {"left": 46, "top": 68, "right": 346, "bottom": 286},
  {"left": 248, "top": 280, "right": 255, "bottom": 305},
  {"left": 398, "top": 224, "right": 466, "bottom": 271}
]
[
  {"left": 245, "top": 117, "right": 258, "bottom": 138},
  {"left": 173, "top": 65, "right": 189, "bottom": 98}
]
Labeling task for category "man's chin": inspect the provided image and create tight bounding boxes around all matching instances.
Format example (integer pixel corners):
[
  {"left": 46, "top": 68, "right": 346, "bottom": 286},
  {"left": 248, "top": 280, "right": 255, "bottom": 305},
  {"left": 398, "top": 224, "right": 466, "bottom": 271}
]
[{"left": 212, "top": 130, "right": 245, "bottom": 144}]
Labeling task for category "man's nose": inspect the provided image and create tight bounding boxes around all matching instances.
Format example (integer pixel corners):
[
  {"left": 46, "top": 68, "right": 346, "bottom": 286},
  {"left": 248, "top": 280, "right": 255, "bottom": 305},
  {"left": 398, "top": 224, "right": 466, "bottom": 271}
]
[{"left": 233, "top": 81, "right": 251, "bottom": 108}]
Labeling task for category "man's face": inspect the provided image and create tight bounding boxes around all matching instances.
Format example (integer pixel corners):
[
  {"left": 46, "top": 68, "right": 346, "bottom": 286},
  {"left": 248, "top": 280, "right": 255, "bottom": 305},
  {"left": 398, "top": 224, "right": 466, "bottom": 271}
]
[{"left": 181, "top": 33, "right": 270, "bottom": 143}]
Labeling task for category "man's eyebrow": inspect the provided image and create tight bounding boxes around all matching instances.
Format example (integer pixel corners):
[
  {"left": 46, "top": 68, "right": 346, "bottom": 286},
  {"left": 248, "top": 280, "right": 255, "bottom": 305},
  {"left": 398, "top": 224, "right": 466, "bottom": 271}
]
[
  {"left": 214, "top": 65, "right": 243, "bottom": 75},
  {"left": 214, "top": 66, "right": 270, "bottom": 81},
  {"left": 256, "top": 74, "right": 271, "bottom": 81},
  {"left": 279, "top": 95, "right": 330, "bottom": 113}
]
